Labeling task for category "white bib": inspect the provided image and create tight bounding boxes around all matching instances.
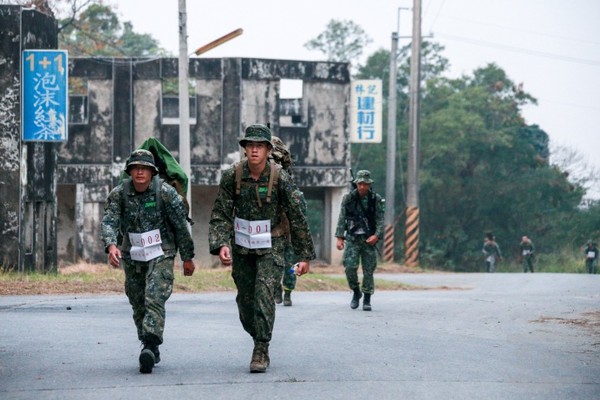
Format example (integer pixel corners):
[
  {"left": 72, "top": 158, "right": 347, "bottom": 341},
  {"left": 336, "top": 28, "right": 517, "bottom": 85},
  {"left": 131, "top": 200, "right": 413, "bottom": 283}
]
[
  {"left": 234, "top": 217, "right": 272, "bottom": 249},
  {"left": 129, "top": 229, "right": 164, "bottom": 261}
]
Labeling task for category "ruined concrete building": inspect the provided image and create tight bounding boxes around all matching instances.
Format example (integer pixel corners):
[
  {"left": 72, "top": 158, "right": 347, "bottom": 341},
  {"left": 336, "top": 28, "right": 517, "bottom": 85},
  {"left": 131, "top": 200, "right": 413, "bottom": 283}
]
[{"left": 0, "top": 5, "right": 351, "bottom": 270}]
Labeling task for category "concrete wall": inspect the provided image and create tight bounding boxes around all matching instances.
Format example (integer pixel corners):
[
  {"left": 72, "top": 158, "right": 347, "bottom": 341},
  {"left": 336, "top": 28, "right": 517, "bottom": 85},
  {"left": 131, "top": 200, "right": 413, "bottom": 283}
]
[
  {"left": 52, "top": 56, "right": 350, "bottom": 267},
  {"left": 0, "top": 6, "right": 59, "bottom": 271}
]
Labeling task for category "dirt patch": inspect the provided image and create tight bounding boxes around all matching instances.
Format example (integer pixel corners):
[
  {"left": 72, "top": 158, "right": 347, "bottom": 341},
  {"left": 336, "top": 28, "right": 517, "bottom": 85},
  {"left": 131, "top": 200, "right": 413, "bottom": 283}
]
[
  {"left": 0, "top": 261, "right": 428, "bottom": 296},
  {"left": 531, "top": 311, "right": 600, "bottom": 336}
]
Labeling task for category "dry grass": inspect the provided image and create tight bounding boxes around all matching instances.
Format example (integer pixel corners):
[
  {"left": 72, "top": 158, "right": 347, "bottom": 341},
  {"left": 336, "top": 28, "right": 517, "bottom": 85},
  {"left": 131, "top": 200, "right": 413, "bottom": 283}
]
[{"left": 0, "top": 261, "right": 425, "bottom": 296}]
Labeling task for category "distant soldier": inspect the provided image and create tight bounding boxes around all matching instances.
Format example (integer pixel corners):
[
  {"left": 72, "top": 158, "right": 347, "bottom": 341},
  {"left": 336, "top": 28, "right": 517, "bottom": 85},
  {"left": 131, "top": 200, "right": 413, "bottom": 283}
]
[
  {"left": 269, "top": 135, "right": 305, "bottom": 307},
  {"left": 519, "top": 236, "right": 535, "bottom": 273},
  {"left": 584, "top": 241, "right": 598, "bottom": 274},
  {"left": 101, "top": 149, "right": 196, "bottom": 374},
  {"left": 335, "top": 170, "right": 385, "bottom": 311},
  {"left": 208, "top": 124, "right": 316, "bottom": 373},
  {"left": 482, "top": 232, "right": 502, "bottom": 273}
]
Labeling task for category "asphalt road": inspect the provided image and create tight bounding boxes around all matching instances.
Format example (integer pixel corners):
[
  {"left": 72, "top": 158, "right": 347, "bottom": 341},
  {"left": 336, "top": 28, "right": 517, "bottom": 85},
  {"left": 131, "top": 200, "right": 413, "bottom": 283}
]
[{"left": 0, "top": 272, "right": 599, "bottom": 400}]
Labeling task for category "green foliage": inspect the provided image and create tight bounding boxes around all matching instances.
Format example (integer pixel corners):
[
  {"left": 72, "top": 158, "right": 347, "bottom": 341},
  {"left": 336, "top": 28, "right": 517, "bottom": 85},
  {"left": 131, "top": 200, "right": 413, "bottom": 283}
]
[
  {"left": 352, "top": 36, "right": 600, "bottom": 270},
  {"left": 494, "top": 250, "right": 589, "bottom": 274},
  {"left": 304, "top": 19, "right": 372, "bottom": 65},
  {"left": 58, "top": 2, "right": 168, "bottom": 56}
]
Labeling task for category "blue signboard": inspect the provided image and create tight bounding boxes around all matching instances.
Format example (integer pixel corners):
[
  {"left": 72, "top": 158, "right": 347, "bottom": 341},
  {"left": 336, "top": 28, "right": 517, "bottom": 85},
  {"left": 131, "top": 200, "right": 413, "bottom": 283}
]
[
  {"left": 350, "top": 80, "right": 382, "bottom": 143},
  {"left": 22, "top": 50, "right": 68, "bottom": 142}
]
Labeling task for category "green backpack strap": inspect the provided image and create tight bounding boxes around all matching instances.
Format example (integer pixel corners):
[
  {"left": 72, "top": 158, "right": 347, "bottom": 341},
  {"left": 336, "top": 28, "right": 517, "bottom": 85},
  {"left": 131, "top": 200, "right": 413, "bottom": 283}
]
[
  {"left": 154, "top": 175, "right": 162, "bottom": 214},
  {"left": 235, "top": 161, "right": 243, "bottom": 198},
  {"left": 266, "top": 160, "right": 279, "bottom": 204},
  {"left": 233, "top": 160, "right": 280, "bottom": 207},
  {"left": 119, "top": 176, "right": 164, "bottom": 241}
]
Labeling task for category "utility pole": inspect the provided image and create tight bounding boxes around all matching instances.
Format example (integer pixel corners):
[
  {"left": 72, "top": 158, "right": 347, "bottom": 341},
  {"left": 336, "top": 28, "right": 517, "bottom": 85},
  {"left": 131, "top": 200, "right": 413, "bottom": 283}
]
[
  {"left": 384, "top": 8, "right": 412, "bottom": 264},
  {"left": 405, "top": 0, "right": 422, "bottom": 267},
  {"left": 178, "top": 0, "right": 191, "bottom": 223},
  {"left": 383, "top": 29, "right": 398, "bottom": 263}
]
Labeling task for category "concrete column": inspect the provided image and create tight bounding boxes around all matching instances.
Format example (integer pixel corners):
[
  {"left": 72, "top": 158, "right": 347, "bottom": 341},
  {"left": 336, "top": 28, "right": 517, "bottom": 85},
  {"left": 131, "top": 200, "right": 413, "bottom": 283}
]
[{"left": 0, "top": 6, "right": 58, "bottom": 272}]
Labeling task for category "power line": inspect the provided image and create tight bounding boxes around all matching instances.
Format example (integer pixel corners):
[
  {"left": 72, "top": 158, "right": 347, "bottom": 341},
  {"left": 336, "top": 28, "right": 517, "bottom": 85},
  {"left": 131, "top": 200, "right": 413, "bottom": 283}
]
[
  {"left": 425, "top": 10, "right": 600, "bottom": 47},
  {"left": 434, "top": 32, "right": 600, "bottom": 68}
]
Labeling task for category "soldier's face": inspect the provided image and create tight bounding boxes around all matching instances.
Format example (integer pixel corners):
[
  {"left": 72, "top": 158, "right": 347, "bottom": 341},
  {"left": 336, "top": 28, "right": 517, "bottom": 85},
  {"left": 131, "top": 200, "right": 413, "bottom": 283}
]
[
  {"left": 356, "top": 182, "right": 370, "bottom": 197},
  {"left": 245, "top": 142, "right": 271, "bottom": 167},
  {"left": 129, "top": 165, "right": 153, "bottom": 186}
]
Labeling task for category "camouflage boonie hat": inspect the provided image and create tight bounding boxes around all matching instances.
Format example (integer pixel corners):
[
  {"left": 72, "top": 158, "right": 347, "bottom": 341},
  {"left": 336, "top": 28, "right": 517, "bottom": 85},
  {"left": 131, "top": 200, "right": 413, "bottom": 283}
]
[
  {"left": 270, "top": 136, "right": 292, "bottom": 169},
  {"left": 353, "top": 170, "right": 374, "bottom": 184},
  {"left": 239, "top": 124, "right": 272, "bottom": 147},
  {"left": 125, "top": 149, "right": 159, "bottom": 175}
]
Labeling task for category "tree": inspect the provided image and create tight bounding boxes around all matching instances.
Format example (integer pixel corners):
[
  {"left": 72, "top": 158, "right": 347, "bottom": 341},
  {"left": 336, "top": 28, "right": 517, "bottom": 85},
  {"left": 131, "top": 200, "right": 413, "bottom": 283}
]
[
  {"left": 415, "top": 64, "right": 583, "bottom": 270},
  {"left": 1, "top": 0, "right": 168, "bottom": 57},
  {"left": 550, "top": 144, "right": 600, "bottom": 202},
  {"left": 304, "top": 19, "right": 372, "bottom": 67},
  {"left": 58, "top": 3, "right": 167, "bottom": 56},
  {"left": 353, "top": 38, "right": 591, "bottom": 269}
]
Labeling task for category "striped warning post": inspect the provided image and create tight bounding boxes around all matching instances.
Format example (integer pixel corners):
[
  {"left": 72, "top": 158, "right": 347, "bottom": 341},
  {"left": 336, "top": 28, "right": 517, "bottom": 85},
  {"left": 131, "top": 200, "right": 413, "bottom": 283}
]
[
  {"left": 405, "top": 206, "right": 419, "bottom": 267},
  {"left": 383, "top": 224, "right": 394, "bottom": 262}
]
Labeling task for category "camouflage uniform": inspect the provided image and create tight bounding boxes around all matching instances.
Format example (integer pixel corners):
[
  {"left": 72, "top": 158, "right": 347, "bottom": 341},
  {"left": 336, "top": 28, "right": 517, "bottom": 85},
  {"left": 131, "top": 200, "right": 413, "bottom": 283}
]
[
  {"left": 519, "top": 237, "right": 535, "bottom": 273},
  {"left": 335, "top": 171, "right": 385, "bottom": 297},
  {"left": 482, "top": 235, "right": 502, "bottom": 273},
  {"left": 209, "top": 129, "right": 315, "bottom": 349},
  {"left": 584, "top": 242, "right": 599, "bottom": 274},
  {"left": 101, "top": 151, "right": 194, "bottom": 349}
]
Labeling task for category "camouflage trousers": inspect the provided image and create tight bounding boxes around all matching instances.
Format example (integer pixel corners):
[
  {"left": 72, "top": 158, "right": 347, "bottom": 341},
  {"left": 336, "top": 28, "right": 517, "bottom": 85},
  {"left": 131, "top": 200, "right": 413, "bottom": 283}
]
[
  {"left": 279, "top": 242, "right": 297, "bottom": 291},
  {"left": 123, "top": 255, "right": 175, "bottom": 345},
  {"left": 522, "top": 256, "right": 535, "bottom": 273},
  {"left": 232, "top": 250, "right": 283, "bottom": 344},
  {"left": 343, "top": 235, "right": 377, "bottom": 294}
]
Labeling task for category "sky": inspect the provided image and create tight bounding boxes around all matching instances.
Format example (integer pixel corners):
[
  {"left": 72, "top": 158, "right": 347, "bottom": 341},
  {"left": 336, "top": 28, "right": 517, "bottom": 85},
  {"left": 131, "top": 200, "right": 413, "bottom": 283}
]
[{"left": 110, "top": 0, "right": 600, "bottom": 197}]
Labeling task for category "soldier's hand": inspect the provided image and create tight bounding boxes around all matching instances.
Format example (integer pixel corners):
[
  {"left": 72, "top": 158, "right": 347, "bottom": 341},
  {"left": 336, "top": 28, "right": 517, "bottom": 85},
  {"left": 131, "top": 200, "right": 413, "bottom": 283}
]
[
  {"left": 219, "top": 246, "right": 232, "bottom": 266},
  {"left": 336, "top": 237, "right": 345, "bottom": 251},
  {"left": 366, "top": 235, "right": 379, "bottom": 246},
  {"left": 295, "top": 261, "right": 310, "bottom": 276},
  {"left": 183, "top": 259, "right": 195, "bottom": 276},
  {"left": 107, "top": 245, "right": 122, "bottom": 268}
]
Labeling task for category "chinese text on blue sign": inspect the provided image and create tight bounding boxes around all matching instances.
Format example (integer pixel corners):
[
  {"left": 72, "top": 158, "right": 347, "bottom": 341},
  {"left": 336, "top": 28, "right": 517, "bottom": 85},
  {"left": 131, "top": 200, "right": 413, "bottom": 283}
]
[
  {"left": 350, "top": 80, "right": 382, "bottom": 143},
  {"left": 22, "top": 50, "right": 68, "bottom": 142}
]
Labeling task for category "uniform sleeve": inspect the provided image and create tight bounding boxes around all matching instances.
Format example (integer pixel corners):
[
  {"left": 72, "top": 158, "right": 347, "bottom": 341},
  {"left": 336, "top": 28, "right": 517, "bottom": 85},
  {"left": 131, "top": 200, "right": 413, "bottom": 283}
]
[
  {"left": 100, "top": 186, "right": 123, "bottom": 252},
  {"left": 279, "top": 170, "right": 316, "bottom": 261},
  {"left": 208, "top": 168, "right": 236, "bottom": 255},
  {"left": 335, "top": 194, "right": 348, "bottom": 238},
  {"left": 163, "top": 184, "right": 195, "bottom": 261}
]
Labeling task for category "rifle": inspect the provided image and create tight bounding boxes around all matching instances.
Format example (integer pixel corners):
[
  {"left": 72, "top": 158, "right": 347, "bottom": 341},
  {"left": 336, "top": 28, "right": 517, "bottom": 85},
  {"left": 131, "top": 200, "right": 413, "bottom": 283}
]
[{"left": 349, "top": 168, "right": 357, "bottom": 190}]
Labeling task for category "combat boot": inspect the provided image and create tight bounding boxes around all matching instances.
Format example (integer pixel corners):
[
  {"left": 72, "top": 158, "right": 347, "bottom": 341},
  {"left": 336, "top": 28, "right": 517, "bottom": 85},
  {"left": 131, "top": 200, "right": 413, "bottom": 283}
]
[
  {"left": 363, "top": 293, "right": 372, "bottom": 311},
  {"left": 139, "top": 343, "right": 156, "bottom": 374},
  {"left": 283, "top": 290, "right": 292, "bottom": 306},
  {"left": 151, "top": 345, "right": 161, "bottom": 364},
  {"left": 249, "top": 342, "right": 270, "bottom": 373},
  {"left": 274, "top": 284, "right": 283, "bottom": 304},
  {"left": 350, "top": 288, "right": 362, "bottom": 309}
]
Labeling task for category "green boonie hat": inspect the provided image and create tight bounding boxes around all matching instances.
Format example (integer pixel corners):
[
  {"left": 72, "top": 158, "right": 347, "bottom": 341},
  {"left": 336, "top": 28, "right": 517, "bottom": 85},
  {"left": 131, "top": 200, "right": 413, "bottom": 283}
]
[
  {"left": 354, "top": 170, "right": 374, "bottom": 184},
  {"left": 125, "top": 149, "right": 159, "bottom": 175},
  {"left": 239, "top": 124, "right": 272, "bottom": 147}
]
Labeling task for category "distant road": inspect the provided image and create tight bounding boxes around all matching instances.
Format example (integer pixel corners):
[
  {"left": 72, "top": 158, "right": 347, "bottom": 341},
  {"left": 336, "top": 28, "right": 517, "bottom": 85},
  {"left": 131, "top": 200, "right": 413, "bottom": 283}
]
[{"left": 1, "top": 273, "right": 598, "bottom": 400}]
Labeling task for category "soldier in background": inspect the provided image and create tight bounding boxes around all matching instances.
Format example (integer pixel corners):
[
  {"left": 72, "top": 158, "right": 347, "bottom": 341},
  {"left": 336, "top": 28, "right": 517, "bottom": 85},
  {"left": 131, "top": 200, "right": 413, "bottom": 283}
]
[
  {"left": 519, "top": 236, "right": 535, "bottom": 273},
  {"left": 584, "top": 241, "right": 598, "bottom": 274},
  {"left": 101, "top": 149, "right": 196, "bottom": 374},
  {"left": 270, "top": 136, "right": 305, "bottom": 307},
  {"left": 482, "top": 232, "right": 502, "bottom": 273},
  {"left": 335, "top": 170, "right": 385, "bottom": 311},
  {"left": 208, "top": 124, "right": 315, "bottom": 373}
]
